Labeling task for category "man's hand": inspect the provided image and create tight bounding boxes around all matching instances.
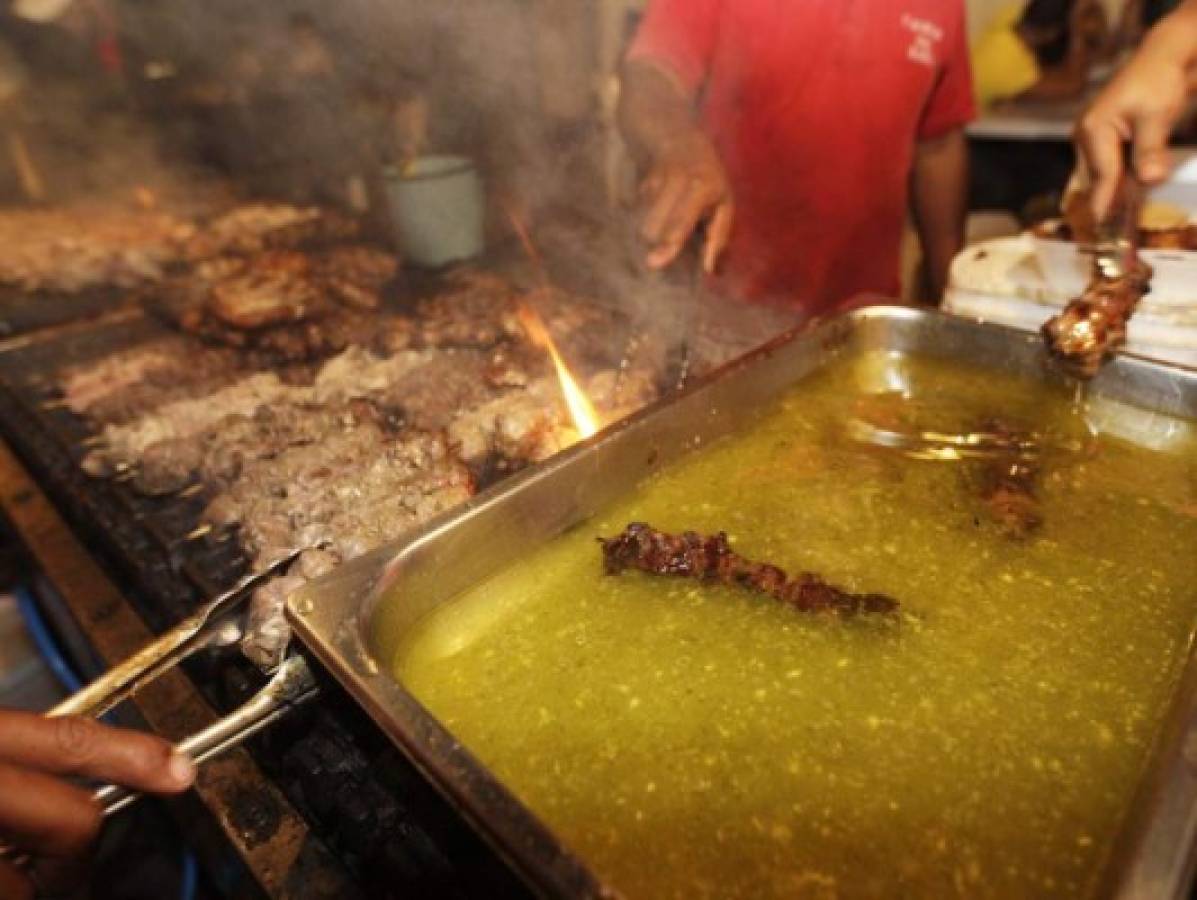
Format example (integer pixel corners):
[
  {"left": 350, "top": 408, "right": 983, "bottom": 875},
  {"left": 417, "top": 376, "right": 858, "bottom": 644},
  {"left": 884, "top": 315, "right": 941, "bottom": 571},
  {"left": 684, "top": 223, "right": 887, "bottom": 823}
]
[
  {"left": 1077, "top": 1, "right": 1197, "bottom": 219},
  {"left": 0, "top": 710, "right": 196, "bottom": 900},
  {"left": 618, "top": 59, "right": 735, "bottom": 274},
  {"left": 639, "top": 128, "right": 734, "bottom": 273}
]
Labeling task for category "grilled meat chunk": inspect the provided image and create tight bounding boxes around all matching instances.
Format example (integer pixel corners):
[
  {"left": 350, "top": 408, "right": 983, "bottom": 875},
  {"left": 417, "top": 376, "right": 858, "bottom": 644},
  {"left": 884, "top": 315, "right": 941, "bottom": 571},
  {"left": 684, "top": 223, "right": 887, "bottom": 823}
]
[
  {"left": 314, "top": 246, "right": 398, "bottom": 311},
  {"left": 447, "top": 377, "right": 566, "bottom": 467},
  {"left": 183, "top": 204, "right": 358, "bottom": 261},
  {"left": 235, "top": 431, "right": 474, "bottom": 668},
  {"left": 1042, "top": 262, "right": 1152, "bottom": 379},
  {"left": 84, "top": 373, "right": 308, "bottom": 476},
  {"left": 161, "top": 240, "right": 398, "bottom": 362},
  {"left": 132, "top": 401, "right": 385, "bottom": 496},
  {"left": 374, "top": 350, "right": 501, "bottom": 432},
  {"left": 0, "top": 204, "right": 194, "bottom": 293},
  {"left": 414, "top": 271, "right": 524, "bottom": 349},
  {"left": 207, "top": 251, "right": 328, "bottom": 329},
  {"left": 59, "top": 340, "right": 251, "bottom": 423},
  {"left": 599, "top": 523, "right": 900, "bottom": 617}
]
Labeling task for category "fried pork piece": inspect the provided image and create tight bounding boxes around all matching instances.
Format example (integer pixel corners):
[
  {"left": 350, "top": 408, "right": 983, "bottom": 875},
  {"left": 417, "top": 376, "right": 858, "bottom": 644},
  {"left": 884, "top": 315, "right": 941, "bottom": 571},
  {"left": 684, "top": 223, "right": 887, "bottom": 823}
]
[
  {"left": 600, "top": 524, "right": 899, "bottom": 617},
  {"left": 1042, "top": 262, "right": 1152, "bottom": 379},
  {"left": 414, "top": 271, "right": 524, "bottom": 348},
  {"left": 183, "top": 203, "right": 358, "bottom": 261}
]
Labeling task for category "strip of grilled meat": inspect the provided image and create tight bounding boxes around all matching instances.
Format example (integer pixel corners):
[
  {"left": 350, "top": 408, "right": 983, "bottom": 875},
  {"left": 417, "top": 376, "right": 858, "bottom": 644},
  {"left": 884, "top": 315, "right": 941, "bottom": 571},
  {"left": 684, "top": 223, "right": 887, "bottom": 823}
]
[
  {"left": 599, "top": 524, "right": 899, "bottom": 617},
  {"left": 1042, "top": 261, "right": 1151, "bottom": 379},
  {"left": 182, "top": 203, "right": 359, "bottom": 261}
]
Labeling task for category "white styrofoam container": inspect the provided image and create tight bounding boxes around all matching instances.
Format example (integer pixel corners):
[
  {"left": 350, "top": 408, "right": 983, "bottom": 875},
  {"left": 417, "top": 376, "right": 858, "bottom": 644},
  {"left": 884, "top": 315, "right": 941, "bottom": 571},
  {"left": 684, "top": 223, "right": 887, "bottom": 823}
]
[
  {"left": 1032, "top": 225, "right": 1197, "bottom": 305},
  {"left": 1033, "top": 153, "right": 1197, "bottom": 302}
]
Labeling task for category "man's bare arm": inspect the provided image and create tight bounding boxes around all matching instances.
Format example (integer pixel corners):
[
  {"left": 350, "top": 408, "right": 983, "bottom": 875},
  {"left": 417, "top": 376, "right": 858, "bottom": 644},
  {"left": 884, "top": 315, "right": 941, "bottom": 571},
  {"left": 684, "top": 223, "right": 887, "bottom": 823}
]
[
  {"left": 910, "top": 128, "right": 969, "bottom": 303},
  {"left": 618, "top": 59, "right": 733, "bottom": 273}
]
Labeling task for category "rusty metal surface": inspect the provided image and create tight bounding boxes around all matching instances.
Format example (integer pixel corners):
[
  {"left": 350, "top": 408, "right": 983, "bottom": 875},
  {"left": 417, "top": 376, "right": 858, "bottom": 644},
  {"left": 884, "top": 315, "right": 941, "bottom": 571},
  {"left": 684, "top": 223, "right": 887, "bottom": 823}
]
[{"left": 0, "top": 437, "right": 358, "bottom": 899}]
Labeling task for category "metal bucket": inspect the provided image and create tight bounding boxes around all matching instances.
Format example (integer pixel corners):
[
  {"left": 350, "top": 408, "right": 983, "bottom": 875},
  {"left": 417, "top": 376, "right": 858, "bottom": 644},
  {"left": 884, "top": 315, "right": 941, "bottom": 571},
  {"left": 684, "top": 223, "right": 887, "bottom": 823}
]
[{"left": 384, "top": 155, "right": 484, "bottom": 268}]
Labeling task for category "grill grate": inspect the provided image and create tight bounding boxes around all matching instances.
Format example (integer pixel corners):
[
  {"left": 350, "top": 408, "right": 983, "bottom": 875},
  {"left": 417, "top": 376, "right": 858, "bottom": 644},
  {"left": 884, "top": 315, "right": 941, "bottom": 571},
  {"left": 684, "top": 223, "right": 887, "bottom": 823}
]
[{"left": 0, "top": 310, "right": 532, "bottom": 898}]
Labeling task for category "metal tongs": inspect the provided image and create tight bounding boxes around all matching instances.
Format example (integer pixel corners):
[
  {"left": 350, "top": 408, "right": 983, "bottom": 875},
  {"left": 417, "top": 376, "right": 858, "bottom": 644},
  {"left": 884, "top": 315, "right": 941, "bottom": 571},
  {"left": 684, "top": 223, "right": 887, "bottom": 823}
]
[
  {"left": 1091, "top": 170, "right": 1145, "bottom": 283},
  {"left": 0, "top": 549, "right": 321, "bottom": 867}
]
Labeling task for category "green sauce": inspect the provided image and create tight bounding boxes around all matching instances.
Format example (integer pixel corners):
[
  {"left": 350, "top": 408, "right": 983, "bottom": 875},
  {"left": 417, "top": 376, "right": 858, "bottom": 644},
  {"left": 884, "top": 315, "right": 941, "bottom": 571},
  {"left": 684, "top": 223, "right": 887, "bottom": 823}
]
[{"left": 393, "top": 354, "right": 1197, "bottom": 899}]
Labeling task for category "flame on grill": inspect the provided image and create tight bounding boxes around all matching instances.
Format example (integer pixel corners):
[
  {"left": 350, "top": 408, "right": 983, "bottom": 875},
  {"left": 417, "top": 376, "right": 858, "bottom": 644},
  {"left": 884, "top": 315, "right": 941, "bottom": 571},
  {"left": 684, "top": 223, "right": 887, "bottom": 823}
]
[
  {"left": 506, "top": 206, "right": 600, "bottom": 440},
  {"left": 516, "top": 300, "right": 600, "bottom": 439}
]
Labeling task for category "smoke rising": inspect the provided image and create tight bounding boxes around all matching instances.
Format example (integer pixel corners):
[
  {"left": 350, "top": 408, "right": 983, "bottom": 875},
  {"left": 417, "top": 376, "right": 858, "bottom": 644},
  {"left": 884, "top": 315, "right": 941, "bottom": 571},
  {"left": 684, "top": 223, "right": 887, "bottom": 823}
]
[{"left": 1, "top": 0, "right": 796, "bottom": 355}]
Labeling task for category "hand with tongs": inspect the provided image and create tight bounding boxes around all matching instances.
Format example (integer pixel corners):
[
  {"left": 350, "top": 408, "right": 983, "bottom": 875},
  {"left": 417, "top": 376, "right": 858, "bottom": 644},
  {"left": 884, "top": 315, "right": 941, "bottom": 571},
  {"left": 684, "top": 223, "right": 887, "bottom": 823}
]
[{"left": 0, "top": 547, "right": 321, "bottom": 897}]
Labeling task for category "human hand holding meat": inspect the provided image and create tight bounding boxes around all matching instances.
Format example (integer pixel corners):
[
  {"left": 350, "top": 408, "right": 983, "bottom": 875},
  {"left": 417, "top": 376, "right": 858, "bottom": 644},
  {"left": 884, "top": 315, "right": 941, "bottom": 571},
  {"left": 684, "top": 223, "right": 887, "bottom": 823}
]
[
  {"left": 1076, "top": 0, "right": 1197, "bottom": 219},
  {"left": 0, "top": 710, "right": 195, "bottom": 899}
]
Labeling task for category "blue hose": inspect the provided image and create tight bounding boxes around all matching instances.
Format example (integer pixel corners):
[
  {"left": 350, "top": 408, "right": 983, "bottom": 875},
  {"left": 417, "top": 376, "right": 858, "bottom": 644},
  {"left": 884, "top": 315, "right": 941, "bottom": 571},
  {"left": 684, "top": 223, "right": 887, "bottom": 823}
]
[
  {"left": 13, "top": 585, "right": 82, "bottom": 693},
  {"left": 11, "top": 586, "right": 199, "bottom": 900},
  {"left": 179, "top": 845, "right": 198, "bottom": 900}
]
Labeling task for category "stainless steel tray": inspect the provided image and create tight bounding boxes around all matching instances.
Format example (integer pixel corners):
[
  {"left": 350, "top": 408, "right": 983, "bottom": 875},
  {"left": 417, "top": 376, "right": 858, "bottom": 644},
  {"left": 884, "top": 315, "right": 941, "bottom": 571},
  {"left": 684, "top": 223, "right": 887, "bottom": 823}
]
[{"left": 289, "top": 306, "right": 1197, "bottom": 899}]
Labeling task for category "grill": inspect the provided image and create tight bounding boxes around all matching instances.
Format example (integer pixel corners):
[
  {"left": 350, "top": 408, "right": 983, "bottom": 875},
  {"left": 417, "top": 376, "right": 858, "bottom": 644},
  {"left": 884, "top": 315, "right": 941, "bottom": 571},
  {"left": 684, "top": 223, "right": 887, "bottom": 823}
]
[
  {"left": 0, "top": 285, "right": 133, "bottom": 340},
  {"left": 0, "top": 306, "right": 533, "bottom": 898}
]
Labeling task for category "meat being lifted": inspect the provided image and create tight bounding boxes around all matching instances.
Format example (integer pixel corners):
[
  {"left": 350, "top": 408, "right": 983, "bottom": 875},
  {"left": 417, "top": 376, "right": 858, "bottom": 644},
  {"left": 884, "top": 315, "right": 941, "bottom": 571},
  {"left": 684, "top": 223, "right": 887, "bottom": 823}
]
[
  {"left": 1042, "top": 260, "right": 1151, "bottom": 379},
  {"left": 599, "top": 523, "right": 899, "bottom": 617}
]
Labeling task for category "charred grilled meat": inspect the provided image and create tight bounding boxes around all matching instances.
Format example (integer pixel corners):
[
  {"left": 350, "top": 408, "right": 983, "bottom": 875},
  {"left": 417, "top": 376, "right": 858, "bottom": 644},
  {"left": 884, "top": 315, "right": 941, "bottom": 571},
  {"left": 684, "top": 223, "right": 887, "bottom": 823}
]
[
  {"left": 414, "top": 271, "right": 524, "bottom": 349},
  {"left": 1042, "top": 261, "right": 1151, "bottom": 379},
  {"left": 163, "top": 244, "right": 398, "bottom": 362},
  {"left": 599, "top": 523, "right": 899, "bottom": 617}
]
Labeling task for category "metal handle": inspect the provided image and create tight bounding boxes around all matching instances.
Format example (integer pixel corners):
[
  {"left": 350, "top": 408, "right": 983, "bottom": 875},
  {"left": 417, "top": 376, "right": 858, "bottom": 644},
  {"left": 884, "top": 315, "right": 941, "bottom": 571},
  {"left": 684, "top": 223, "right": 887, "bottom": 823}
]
[
  {"left": 0, "top": 656, "right": 319, "bottom": 867},
  {"left": 1094, "top": 173, "right": 1144, "bottom": 281},
  {"left": 94, "top": 655, "right": 319, "bottom": 817},
  {"left": 51, "top": 547, "right": 309, "bottom": 720},
  {"left": 0, "top": 545, "right": 322, "bottom": 869}
]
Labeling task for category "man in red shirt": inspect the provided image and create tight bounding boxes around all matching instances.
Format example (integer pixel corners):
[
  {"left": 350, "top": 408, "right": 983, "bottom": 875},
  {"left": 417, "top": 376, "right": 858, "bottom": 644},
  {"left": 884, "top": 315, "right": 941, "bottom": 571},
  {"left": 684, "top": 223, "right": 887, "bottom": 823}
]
[{"left": 619, "top": 0, "right": 976, "bottom": 314}]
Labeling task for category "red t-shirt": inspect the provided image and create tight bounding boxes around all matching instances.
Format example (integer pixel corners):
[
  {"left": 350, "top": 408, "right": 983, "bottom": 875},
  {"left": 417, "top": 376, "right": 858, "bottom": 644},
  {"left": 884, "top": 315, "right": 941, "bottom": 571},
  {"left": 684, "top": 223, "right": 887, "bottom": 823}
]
[{"left": 628, "top": 0, "right": 975, "bottom": 313}]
